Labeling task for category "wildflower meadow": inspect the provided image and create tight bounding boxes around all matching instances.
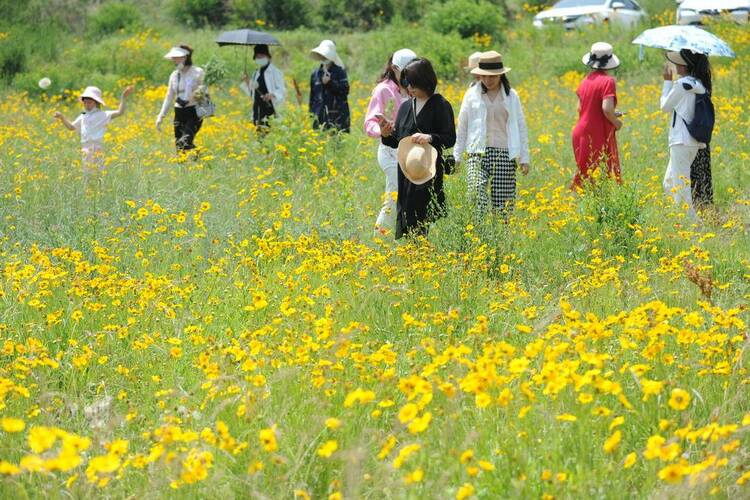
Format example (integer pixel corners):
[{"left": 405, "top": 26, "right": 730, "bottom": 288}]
[{"left": 0, "top": 3, "right": 749, "bottom": 499}]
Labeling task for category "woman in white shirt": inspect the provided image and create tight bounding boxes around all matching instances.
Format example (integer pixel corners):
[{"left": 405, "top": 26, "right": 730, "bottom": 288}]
[
  {"left": 241, "top": 44, "right": 286, "bottom": 130},
  {"left": 156, "top": 45, "right": 205, "bottom": 152},
  {"left": 660, "top": 49, "right": 712, "bottom": 222},
  {"left": 454, "top": 51, "right": 530, "bottom": 218}
]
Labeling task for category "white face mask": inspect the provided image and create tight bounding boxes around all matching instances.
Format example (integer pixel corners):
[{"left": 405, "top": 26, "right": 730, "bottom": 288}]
[
  {"left": 322, "top": 61, "right": 332, "bottom": 68},
  {"left": 175, "top": 62, "right": 185, "bottom": 70},
  {"left": 255, "top": 57, "right": 269, "bottom": 67}
]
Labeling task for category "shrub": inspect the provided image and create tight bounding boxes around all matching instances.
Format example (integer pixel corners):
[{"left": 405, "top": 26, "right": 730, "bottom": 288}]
[
  {"left": 427, "top": 0, "right": 505, "bottom": 39},
  {"left": 87, "top": 2, "right": 142, "bottom": 39},
  {"left": 317, "top": 0, "right": 394, "bottom": 31},
  {"left": 203, "top": 54, "right": 229, "bottom": 86},
  {"left": 0, "top": 37, "right": 26, "bottom": 83},
  {"left": 170, "top": 0, "right": 229, "bottom": 28},
  {"left": 231, "top": 0, "right": 310, "bottom": 29}
]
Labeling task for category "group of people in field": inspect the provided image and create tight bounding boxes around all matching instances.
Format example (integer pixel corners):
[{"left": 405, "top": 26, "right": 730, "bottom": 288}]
[{"left": 53, "top": 38, "right": 715, "bottom": 240}]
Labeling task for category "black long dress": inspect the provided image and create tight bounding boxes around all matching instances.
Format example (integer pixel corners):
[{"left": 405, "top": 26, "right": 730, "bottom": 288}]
[
  {"left": 253, "top": 65, "right": 275, "bottom": 127},
  {"left": 382, "top": 94, "right": 455, "bottom": 239}
]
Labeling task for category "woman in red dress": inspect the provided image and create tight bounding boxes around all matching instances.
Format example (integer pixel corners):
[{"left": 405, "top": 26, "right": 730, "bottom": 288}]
[{"left": 571, "top": 42, "right": 624, "bottom": 190}]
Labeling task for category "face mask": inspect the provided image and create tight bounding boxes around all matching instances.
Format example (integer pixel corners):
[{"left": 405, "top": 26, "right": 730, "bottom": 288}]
[
  {"left": 322, "top": 61, "right": 332, "bottom": 68},
  {"left": 176, "top": 62, "right": 185, "bottom": 70},
  {"left": 255, "top": 57, "right": 269, "bottom": 67}
]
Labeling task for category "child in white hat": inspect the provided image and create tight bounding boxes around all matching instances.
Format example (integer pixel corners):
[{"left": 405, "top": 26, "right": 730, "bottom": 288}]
[{"left": 54, "top": 85, "right": 133, "bottom": 172}]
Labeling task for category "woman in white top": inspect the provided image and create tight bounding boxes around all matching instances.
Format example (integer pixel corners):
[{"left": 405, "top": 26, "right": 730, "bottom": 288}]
[
  {"left": 156, "top": 45, "right": 205, "bottom": 152},
  {"left": 454, "top": 51, "right": 530, "bottom": 217},
  {"left": 241, "top": 44, "right": 286, "bottom": 130},
  {"left": 660, "top": 49, "right": 712, "bottom": 222}
]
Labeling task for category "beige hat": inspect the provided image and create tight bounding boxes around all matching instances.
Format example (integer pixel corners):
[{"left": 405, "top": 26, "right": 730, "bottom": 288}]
[
  {"left": 582, "top": 42, "right": 620, "bottom": 70},
  {"left": 164, "top": 46, "right": 189, "bottom": 59},
  {"left": 471, "top": 51, "right": 511, "bottom": 76},
  {"left": 397, "top": 137, "right": 438, "bottom": 185},
  {"left": 666, "top": 51, "right": 689, "bottom": 66},
  {"left": 80, "top": 86, "right": 106, "bottom": 106},
  {"left": 311, "top": 40, "right": 345, "bottom": 68},
  {"left": 465, "top": 51, "right": 483, "bottom": 70}
]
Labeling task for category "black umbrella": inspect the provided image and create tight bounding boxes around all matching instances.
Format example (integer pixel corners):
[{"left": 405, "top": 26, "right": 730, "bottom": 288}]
[{"left": 216, "top": 29, "right": 281, "bottom": 74}]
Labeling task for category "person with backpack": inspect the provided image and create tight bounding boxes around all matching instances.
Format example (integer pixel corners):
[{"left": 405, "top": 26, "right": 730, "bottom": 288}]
[{"left": 660, "top": 49, "right": 713, "bottom": 222}]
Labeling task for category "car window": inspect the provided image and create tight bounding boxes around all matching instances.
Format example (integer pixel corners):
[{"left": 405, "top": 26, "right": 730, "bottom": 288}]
[
  {"left": 553, "top": 0, "right": 606, "bottom": 7},
  {"left": 620, "top": 0, "right": 641, "bottom": 10}
]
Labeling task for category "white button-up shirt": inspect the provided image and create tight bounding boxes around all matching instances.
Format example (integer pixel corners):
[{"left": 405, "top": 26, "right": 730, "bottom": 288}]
[{"left": 72, "top": 109, "right": 115, "bottom": 144}]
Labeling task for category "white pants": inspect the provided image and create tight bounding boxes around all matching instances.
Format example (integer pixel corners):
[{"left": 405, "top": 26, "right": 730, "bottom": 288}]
[
  {"left": 664, "top": 145, "right": 699, "bottom": 221},
  {"left": 81, "top": 141, "right": 105, "bottom": 174},
  {"left": 375, "top": 144, "right": 399, "bottom": 234}
]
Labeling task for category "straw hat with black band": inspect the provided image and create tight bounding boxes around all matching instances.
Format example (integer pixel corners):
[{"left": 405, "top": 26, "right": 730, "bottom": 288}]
[{"left": 471, "top": 51, "right": 511, "bottom": 76}]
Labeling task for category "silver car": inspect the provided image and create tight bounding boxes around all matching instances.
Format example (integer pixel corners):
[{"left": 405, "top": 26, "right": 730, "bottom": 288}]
[
  {"left": 533, "top": 0, "right": 647, "bottom": 29},
  {"left": 676, "top": 0, "right": 750, "bottom": 25}
]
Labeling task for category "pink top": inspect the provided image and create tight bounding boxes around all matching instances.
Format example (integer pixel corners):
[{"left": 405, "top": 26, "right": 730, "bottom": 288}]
[{"left": 363, "top": 79, "right": 407, "bottom": 138}]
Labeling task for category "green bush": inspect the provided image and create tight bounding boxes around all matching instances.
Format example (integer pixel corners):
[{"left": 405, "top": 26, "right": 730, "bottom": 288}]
[
  {"left": 427, "top": 0, "right": 505, "bottom": 39},
  {"left": 171, "top": 0, "right": 229, "bottom": 28},
  {"left": 87, "top": 2, "right": 142, "bottom": 39},
  {"left": 0, "top": 37, "right": 26, "bottom": 83},
  {"left": 231, "top": 0, "right": 310, "bottom": 29},
  {"left": 318, "top": 0, "right": 394, "bottom": 31}
]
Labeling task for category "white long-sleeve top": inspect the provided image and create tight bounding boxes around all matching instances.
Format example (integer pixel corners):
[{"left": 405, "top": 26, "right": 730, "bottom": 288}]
[
  {"left": 157, "top": 65, "right": 205, "bottom": 122},
  {"left": 660, "top": 76, "right": 706, "bottom": 148},
  {"left": 454, "top": 83, "right": 530, "bottom": 164},
  {"left": 242, "top": 63, "right": 286, "bottom": 109}
]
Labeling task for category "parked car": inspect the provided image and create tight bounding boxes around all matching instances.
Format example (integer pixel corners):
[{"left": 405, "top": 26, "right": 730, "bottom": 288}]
[
  {"left": 676, "top": 0, "right": 750, "bottom": 25},
  {"left": 533, "top": 0, "right": 647, "bottom": 29}
]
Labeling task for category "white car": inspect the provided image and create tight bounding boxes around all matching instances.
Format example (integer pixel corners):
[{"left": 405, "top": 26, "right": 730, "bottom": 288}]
[
  {"left": 533, "top": 0, "right": 647, "bottom": 29},
  {"left": 676, "top": 0, "right": 750, "bottom": 25}
]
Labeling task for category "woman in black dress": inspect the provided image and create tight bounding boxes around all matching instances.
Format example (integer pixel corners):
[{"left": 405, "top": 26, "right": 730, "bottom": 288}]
[{"left": 380, "top": 58, "right": 456, "bottom": 239}]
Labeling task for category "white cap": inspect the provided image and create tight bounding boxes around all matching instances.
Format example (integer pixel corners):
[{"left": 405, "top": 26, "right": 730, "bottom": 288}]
[
  {"left": 164, "top": 46, "right": 189, "bottom": 59},
  {"left": 465, "top": 51, "right": 483, "bottom": 70},
  {"left": 392, "top": 49, "right": 417, "bottom": 71},
  {"left": 311, "top": 40, "right": 344, "bottom": 68}
]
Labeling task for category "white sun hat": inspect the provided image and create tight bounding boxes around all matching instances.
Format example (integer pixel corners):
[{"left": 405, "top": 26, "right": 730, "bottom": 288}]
[
  {"left": 465, "top": 51, "right": 483, "bottom": 70},
  {"left": 164, "top": 46, "right": 190, "bottom": 59},
  {"left": 80, "top": 86, "right": 106, "bottom": 106},
  {"left": 392, "top": 48, "right": 417, "bottom": 71},
  {"left": 311, "top": 40, "right": 345, "bottom": 68},
  {"left": 397, "top": 137, "right": 438, "bottom": 185},
  {"left": 582, "top": 42, "right": 620, "bottom": 70}
]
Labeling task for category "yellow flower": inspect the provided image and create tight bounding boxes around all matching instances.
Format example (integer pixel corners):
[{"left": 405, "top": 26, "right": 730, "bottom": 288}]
[
  {"left": 398, "top": 403, "right": 419, "bottom": 424},
  {"left": 407, "top": 412, "right": 432, "bottom": 434},
  {"left": 0, "top": 418, "right": 25, "bottom": 433},
  {"left": 259, "top": 426, "right": 278, "bottom": 452},
  {"left": 317, "top": 440, "right": 338, "bottom": 458},
  {"left": 28, "top": 426, "right": 57, "bottom": 454},
  {"left": 456, "top": 482, "right": 475, "bottom": 499},
  {"left": 325, "top": 418, "right": 342, "bottom": 430},
  {"left": 603, "top": 430, "right": 621, "bottom": 454},
  {"left": 658, "top": 463, "right": 686, "bottom": 483},
  {"left": 623, "top": 452, "right": 637, "bottom": 468},
  {"left": 668, "top": 388, "right": 691, "bottom": 411},
  {"left": 556, "top": 413, "right": 577, "bottom": 422},
  {"left": 404, "top": 467, "right": 424, "bottom": 484}
]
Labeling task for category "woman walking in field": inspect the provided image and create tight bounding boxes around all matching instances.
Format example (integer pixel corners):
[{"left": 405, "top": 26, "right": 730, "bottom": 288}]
[
  {"left": 155, "top": 45, "right": 205, "bottom": 153},
  {"left": 379, "top": 58, "right": 456, "bottom": 239},
  {"left": 309, "top": 40, "right": 350, "bottom": 133},
  {"left": 571, "top": 42, "right": 623, "bottom": 190},
  {"left": 660, "top": 49, "right": 712, "bottom": 222},
  {"left": 454, "top": 51, "right": 530, "bottom": 219},
  {"left": 364, "top": 48, "right": 417, "bottom": 237},
  {"left": 241, "top": 44, "right": 286, "bottom": 130}
]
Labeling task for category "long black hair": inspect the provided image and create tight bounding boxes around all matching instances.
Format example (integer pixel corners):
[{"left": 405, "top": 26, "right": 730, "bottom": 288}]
[
  {"left": 180, "top": 44, "right": 194, "bottom": 66},
  {"left": 378, "top": 54, "right": 398, "bottom": 85},
  {"left": 680, "top": 49, "right": 712, "bottom": 95},
  {"left": 481, "top": 74, "right": 511, "bottom": 96}
]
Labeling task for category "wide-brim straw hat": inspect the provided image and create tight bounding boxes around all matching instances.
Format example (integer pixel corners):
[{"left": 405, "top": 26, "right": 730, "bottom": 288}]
[
  {"left": 471, "top": 51, "right": 511, "bottom": 76},
  {"left": 311, "top": 40, "right": 345, "bottom": 68},
  {"left": 665, "top": 50, "right": 689, "bottom": 66},
  {"left": 80, "top": 86, "right": 106, "bottom": 106},
  {"left": 582, "top": 42, "right": 620, "bottom": 70},
  {"left": 397, "top": 137, "right": 438, "bottom": 185},
  {"left": 465, "top": 51, "right": 483, "bottom": 70},
  {"left": 164, "top": 46, "right": 189, "bottom": 59}
]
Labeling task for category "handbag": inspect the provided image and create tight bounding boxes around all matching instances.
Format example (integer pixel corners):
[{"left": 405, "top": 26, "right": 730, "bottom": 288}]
[{"left": 195, "top": 85, "right": 216, "bottom": 119}]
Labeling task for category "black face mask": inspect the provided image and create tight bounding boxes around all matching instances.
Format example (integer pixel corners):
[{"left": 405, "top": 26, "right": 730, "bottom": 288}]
[{"left": 400, "top": 74, "right": 409, "bottom": 89}]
